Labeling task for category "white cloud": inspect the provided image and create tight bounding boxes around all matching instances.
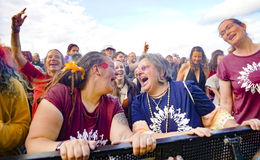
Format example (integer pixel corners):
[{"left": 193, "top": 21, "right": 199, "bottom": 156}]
[
  {"left": 201, "top": 0, "right": 260, "bottom": 23},
  {"left": 0, "top": 0, "right": 259, "bottom": 61},
  {"left": 0, "top": 0, "right": 116, "bottom": 58}
]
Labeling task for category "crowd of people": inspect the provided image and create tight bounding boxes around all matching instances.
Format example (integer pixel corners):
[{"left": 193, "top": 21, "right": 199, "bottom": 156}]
[{"left": 0, "top": 8, "right": 259, "bottom": 160}]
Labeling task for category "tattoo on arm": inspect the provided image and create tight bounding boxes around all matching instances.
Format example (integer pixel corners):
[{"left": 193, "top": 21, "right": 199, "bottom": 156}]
[{"left": 114, "top": 113, "right": 129, "bottom": 126}]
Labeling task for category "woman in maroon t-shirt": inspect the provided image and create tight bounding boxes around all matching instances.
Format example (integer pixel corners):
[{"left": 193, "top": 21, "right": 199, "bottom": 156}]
[
  {"left": 25, "top": 51, "right": 156, "bottom": 159},
  {"left": 217, "top": 18, "right": 260, "bottom": 128}
]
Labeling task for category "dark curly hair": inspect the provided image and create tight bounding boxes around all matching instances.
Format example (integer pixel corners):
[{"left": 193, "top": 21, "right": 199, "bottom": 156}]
[{"left": 0, "top": 45, "right": 19, "bottom": 95}]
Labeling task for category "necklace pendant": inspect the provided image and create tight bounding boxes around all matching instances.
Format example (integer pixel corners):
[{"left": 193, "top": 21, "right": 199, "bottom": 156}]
[
  {"left": 165, "top": 107, "right": 169, "bottom": 114},
  {"left": 156, "top": 105, "right": 160, "bottom": 111}
]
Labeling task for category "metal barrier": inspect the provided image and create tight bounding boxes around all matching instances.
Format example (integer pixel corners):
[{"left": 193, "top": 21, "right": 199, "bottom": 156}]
[{"left": 1, "top": 126, "right": 259, "bottom": 160}]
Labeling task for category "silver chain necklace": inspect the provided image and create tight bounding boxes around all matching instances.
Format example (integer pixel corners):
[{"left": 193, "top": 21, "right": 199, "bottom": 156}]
[{"left": 147, "top": 82, "right": 171, "bottom": 133}]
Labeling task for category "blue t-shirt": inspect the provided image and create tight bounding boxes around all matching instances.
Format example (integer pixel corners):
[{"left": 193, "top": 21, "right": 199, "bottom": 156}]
[{"left": 132, "top": 81, "right": 215, "bottom": 133}]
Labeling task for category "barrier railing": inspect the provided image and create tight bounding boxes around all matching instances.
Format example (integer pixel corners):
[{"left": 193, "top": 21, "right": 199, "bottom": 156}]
[{"left": 1, "top": 126, "right": 259, "bottom": 160}]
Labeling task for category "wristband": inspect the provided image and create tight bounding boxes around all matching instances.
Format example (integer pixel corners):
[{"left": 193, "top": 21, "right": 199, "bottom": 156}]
[{"left": 11, "top": 25, "right": 20, "bottom": 33}]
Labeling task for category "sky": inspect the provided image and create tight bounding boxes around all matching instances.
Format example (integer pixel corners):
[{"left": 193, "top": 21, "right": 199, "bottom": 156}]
[{"left": 0, "top": 0, "right": 260, "bottom": 59}]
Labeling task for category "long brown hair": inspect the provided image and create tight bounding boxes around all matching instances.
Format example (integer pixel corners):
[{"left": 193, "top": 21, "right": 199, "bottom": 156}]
[
  {"left": 209, "top": 50, "right": 224, "bottom": 73},
  {"left": 45, "top": 51, "right": 106, "bottom": 125},
  {"left": 189, "top": 46, "right": 209, "bottom": 76}
]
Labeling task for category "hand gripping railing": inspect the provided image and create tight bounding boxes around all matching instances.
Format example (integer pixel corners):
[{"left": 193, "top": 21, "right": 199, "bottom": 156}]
[{"left": 1, "top": 126, "right": 259, "bottom": 160}]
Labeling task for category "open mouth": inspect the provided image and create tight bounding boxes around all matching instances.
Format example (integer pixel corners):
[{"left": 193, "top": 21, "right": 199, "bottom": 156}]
[
  {"left": 49, "top": 64, "right": 58, "bottom": 67},
  {"left": 228, "top": 33, "right": 236, "bottom": 41},
  {"left": 139, "top": 77, "right": 148, "bottom": 86},
  {"left": 49, "top": 61, "right": 59, "bottom": 67},
  {"left": 111, "top": 76, "right": 116, "bottom": 81},
  {"left": 116, "top": 70, "right": 124, "bottom": 76}
]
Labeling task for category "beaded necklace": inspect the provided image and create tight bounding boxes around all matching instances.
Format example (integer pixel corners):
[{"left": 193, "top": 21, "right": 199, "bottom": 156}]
[
  {"left": 147, "top": 82, "right": 170, "bottom": 133},
  {"left": 150, "top": 97, "right": 163, "bottom": 111},
  {"left": 150, "top": 87, "right": 168, "bottom": 111}
]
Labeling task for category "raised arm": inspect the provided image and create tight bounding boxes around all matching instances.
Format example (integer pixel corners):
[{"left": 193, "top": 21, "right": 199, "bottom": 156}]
[
  {"left": 11, "top": 8, "right": 27, "bottom": 67},
  {"left": 142, "top": 42, "right": 149, "bottom": 55},
  {"left": 110, "top": 113, "right": 156, "bottom": 155}
]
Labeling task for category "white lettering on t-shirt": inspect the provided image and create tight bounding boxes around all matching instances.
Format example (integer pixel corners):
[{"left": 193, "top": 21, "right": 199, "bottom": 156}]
[
  {"left": 70, "top": 129, "right": 108, "bottom": 146},
  {"left": 237, "top": 62, "right": 260, "bottom": 94},
  {"left": 149, "top": 105, "right": 192, "bottom": 133}
]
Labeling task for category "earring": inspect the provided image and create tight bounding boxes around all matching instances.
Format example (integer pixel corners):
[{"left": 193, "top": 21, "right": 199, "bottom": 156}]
[{"left": 158, "top": 77, "right": 165, "bottom": 85}]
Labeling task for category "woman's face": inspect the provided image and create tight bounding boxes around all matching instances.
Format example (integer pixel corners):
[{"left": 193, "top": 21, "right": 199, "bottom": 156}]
[
  {"left": 68, "top": 46, "right": 79, "bottom": 55},
  {"left": 191, "top": 51, "right": 202, "bottom": 65},
  {"left": 218, "top": 20, "right": 246, "bottom": 46},
  {"left": 114, "top": 61, "right": 125, "bottom": 80},
  {"left": 45, "top": 50, "right": 63, "bottom": 73},
  {"left": 136, "top": 58, "right": 160, "bottom": 93},
  {"left": 99, "top": 57, "right": 116, "bottom": 94}
]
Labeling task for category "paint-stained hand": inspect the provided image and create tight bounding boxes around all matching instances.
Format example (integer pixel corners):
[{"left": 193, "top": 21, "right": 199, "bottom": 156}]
[{"left": 12, "top": 8, "right": 27, "bottom": 33}]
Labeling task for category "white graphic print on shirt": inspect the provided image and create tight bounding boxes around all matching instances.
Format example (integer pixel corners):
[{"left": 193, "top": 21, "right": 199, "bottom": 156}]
[
  {"left": 70, "top": 129, "right": 108, "bottom": 146},
  {"left": 237, "top": 62, "right": 260, "bottom": 94},
  {"left": 149, "top": 105, "right": 192, "bottom": 133}
]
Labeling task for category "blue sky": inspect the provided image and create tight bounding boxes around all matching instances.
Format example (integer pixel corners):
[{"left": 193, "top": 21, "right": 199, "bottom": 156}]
[{"left": 0, "top": 0, "right": 259, "bottom": 59}]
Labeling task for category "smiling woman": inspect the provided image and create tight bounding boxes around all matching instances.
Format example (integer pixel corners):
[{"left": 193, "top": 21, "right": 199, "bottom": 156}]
[
  {"left": 11, "top": 8, "right": 64, "bottom": 117},
  {"left": 112, "top": 60, "right": 139, "bottom": 126},
  {"left": 176, "top": 46, "right": 209, "bottom": 92},
  {"left": 132, "top": 53, "right": 260, "bottom": 140},
  {"left": 217, "top": 18, "right": 260, "bottom": 126},
  {"left": 25, "top": 51, "right": 156, "bottom": 160}
]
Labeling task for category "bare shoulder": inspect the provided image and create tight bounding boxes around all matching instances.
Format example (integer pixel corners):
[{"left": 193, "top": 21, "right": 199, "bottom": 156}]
[
  {"left": 179, "top": 62, "right": 190, "bottom": 72},
  {"left": 176, "top": 62, "right": 190, "bottom": 81}
]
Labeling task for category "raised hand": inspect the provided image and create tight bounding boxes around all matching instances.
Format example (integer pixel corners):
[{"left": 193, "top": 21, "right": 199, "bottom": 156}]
[
  {"left": 12, "top": 8, "right": 27, "bottom": 33},
  {"left": 143, "top": 42, "right": 149, "bottom": 54}
]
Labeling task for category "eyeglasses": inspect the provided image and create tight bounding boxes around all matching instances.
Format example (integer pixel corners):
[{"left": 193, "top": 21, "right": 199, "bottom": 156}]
[
  {"left": 219, "top": 23, "right": 234, "bottom": 37},
  {"left": 135, "top": 65, "right": 150, "bottom": 77},
  {"left": 137, "top": 65, "right": 150, "bottom": 72}
]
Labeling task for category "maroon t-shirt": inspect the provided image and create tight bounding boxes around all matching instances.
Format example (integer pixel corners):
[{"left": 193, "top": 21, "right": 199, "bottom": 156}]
[
  {"left": 44, "top": 83, "right": 124, "bottom": 146},
  {"left": 217, "top": 50, "right": 260, "bottom": 124},
  {"left": 19, "top": 61, "right": 51, "bottom": 117}
]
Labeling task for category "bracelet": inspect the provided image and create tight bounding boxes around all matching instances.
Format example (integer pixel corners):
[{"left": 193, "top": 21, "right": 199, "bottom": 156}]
[
  {"left": 55, "top": 141, "right": 64, "bottom": 151},
  {"left": 210, "top": 109, "right": 234, "bottom": 130},
  {"left": 143, "top": 130, "right": 154, "bottom": 134}
]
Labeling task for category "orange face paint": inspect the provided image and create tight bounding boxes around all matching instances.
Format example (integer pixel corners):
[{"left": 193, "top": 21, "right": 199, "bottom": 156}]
[{"left": 192, "top": 51, "right": 202, "bottom": 57}]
